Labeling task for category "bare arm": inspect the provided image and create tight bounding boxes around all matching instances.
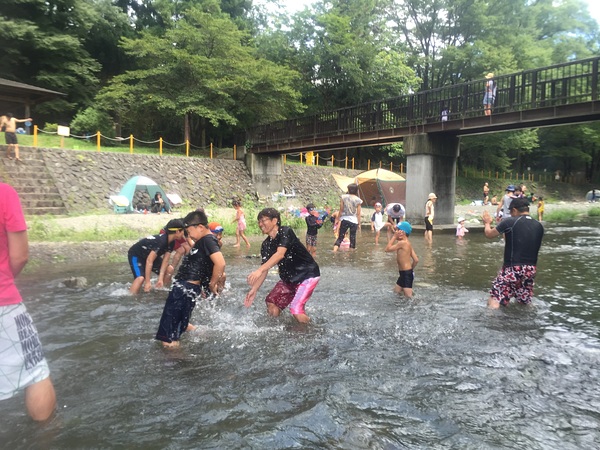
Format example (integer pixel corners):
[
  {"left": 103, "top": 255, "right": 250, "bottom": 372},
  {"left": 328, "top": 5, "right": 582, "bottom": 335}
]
[
  {"left": 155, "top": 251, "right": 172, "bottom": 289},
  {"left": 482, "top": 210, "right": 501, "bottom": 239},
  {"left": 410, "top": 248, "right": 419, "bottom": 269},
  {"left": 245, "top": 246, "right": 287, "bottom": 307},
  {"left": 336, "top": 198, "right": 344, "bottom": 224},
  {"left": 144, "top": 251, "right": 158, "bottom": 291},
  {"left": 208, "top": 252, "right": 226, "bottom": 295},
  {"left": 8, "top": 230, "right": 29, "bottom": 277},
  {"left": 356, "top": 203, "right": 362, "bottom": 231},
  {"left": 385, "top": 233, "right": 401, "bottom": 253}
]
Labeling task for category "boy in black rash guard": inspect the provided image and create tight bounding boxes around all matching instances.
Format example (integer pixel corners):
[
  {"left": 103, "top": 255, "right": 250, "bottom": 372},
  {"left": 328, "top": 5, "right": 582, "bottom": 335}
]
[
  {"left": 128, "top": 219, "right": 185, "bottom": 294},
  {"left": 156, "top": 210, "right": 226, "bottom": 348},
  {"left": 245, "top": 208, "right": 320, "bottom": 323}
]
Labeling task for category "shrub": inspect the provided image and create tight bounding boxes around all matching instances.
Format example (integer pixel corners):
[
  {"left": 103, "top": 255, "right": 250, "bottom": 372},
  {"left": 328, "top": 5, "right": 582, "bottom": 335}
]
[{"left": 70, "top": 107, "right": 115, "bottom": 138}]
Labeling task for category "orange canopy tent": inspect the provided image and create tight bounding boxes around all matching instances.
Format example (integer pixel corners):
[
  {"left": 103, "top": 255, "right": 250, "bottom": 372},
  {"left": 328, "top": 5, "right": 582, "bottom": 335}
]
[{"left": 332, "top": 168, "right": 406, "bottom": 208}]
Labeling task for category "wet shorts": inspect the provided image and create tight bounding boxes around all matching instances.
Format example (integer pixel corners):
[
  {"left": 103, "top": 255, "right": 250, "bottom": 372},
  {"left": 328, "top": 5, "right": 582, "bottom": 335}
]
[
  {"left": 424, "top": 217, "right": 433, "bottom": 231},
  {"left": 155, "top": 280, "right": 203, "bottom": 343},
  {"left": 396, "top": 270, "right": 414, "bottom": 289},
  {"left": 5, "top": 132, "right": 17, "bottom": 145},
  {"left": 306, "top": 234, "right": 317, "bottom": 247},
  {"left": 490, "top": 265, "right": 537, "bottom": 306},
  {"left": 128, "top": 254, "right": 162, "bottom": 279},
  {"left": 265, "top": 277, "right": 320, "bottom": 316},
  {"left": 0, "top": 303, "right": 51, "bottom": 400}
]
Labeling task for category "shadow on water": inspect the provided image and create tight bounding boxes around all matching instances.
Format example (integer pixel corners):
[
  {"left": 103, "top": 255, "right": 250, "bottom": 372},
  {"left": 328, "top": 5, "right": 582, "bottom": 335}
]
[{"left": 3, "top": 220, "right": 600, "bottom": 448}]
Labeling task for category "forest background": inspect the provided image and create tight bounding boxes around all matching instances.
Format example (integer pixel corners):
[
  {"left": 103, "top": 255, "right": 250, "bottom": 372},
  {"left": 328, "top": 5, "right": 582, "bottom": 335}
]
[{"left": 2, "top": 0, "right": 600, "bottom": 182}]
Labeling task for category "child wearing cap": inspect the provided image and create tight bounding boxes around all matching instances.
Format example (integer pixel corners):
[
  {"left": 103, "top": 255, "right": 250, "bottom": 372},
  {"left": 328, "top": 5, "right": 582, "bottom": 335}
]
[
  {"left": 305, "top": 203, "right": 324, "bottom": 257},
  {"left": 370, "top": 202, "right": 385, "bottom": 244},
  {"left": 456, "top": 217, "right": 469, "bottom": 239},
  {"left": 127, "top": 218, "right": 185, "bottom": 294},
  {"left": 208, "top": 222, "right": 224, "bottom": 248},
  {"left": 385, "top": 221, "right": 419, "bottom": 298}
]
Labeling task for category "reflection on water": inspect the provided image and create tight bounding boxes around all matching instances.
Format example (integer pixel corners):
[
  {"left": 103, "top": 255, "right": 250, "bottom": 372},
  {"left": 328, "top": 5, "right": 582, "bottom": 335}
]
[{"left": 2, "top": 220, "right": 600, "bottom": 448}]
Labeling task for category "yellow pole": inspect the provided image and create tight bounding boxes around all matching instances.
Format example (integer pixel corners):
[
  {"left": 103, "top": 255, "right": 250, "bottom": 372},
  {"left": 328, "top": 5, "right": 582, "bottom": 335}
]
[
  {"left": 160, "top": 137, "right": 163, "bottom": 156},
  {"left": 96, "top": 131, "right": 101, "bottom": 152},
  {"left": 60, "top": 136, "right": 64, "bottom": 148},
  {"left": 345, "top": 156, "right": 348, "bottom": 169},
  {"left": 129, "top": 135, "right": 133, "bottom": 154},
  {"left": 368, "top": 159, "right": 371, "bottom": 170},
  {"left": 332, "top": 155, "right": 335, "bottom": 166},
  {"left": 284, "top": 154, "right": 286, "bottom": 164},
  {"left": 316, "top": 154, "right": 319, "bottom": 166},
  {"left": 390, "top": 162, "right": 393, "bottom": 171},
  {"left": 300, "top": 153, "right": 303, "bottom": 164},
  {"left": 210, "top": 142, "right": 213, "bottom": 159},
  {"left": 379, "top": 160, "right": 382, "bottom": 168},
  {"left": 352, "top": 158, "right": 355, "bottom": 170},
  {"left": 33, "top": 125, "right": 38, "bottom": 147},
  {"left": 186, "top": 140, "right": 189, "bottom": 157},
  {"left": 233, "top": 144, "right": 236, "bottom": 160}
]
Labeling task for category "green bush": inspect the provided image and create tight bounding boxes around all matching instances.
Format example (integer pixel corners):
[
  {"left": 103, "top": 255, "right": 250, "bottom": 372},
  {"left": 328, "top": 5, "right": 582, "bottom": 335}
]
[
  {"left": 543, "top": 209, "right": 580, "bottom": 222},
  {"left": 70, "top": 107, "right": 115, "bottom": 138},
  {"left": 588, "top": 207, "right": 600, "bottom": 217}
]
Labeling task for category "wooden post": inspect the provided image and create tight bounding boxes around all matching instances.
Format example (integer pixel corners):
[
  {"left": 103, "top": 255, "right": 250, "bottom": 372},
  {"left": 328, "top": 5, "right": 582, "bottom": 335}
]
[
  {"left": 401, "top": 163, "right": 404, "bottom": 173},
  {"left": 233, "top": 144, "right": 236, "bottom": 160},
  {"left": 352, "top": 158, "right": 355, "bottom": 169},
  {"left": 368, "top": 159, "right": 370, "bottom": 170}
]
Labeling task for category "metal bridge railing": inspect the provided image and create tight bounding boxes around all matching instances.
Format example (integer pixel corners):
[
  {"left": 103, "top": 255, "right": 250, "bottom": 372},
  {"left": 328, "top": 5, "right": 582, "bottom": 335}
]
[{"left": 247, "top": 56, "right": 600, "bottom": 146}]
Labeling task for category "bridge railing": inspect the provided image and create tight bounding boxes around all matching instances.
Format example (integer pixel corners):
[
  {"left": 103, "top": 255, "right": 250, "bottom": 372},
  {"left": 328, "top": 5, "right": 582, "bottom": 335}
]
[{"left": 247, "top": 57, "right": 600, "bottom": 147}]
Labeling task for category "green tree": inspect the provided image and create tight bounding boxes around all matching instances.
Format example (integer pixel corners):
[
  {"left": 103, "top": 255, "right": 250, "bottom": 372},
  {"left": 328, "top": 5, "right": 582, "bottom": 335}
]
[{"left": 97, "top": 3, "right": 304, "bottom": 146}]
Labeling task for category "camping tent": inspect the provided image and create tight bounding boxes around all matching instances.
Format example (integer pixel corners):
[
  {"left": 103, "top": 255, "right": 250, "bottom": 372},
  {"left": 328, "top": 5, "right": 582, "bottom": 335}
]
[
  {"left": 112, "top": 176, "right": 171, "bottom": 213},
  {"left": 586, "top": 189, "right": 598, "bottom": 202},
  {"left": 332, "top": 168, "right": 406, "bottom": 207}
]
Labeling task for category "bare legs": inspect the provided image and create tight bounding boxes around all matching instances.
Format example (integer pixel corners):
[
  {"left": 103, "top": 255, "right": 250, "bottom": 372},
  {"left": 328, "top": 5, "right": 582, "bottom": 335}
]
[{"left": 25, "top": 377, "right": 56, "bottom": 422}]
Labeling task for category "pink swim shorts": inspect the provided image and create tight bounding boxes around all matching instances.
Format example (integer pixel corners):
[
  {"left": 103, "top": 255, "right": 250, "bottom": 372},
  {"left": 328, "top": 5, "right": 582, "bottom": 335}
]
[{"left": 265, "top": 277, "right": 320, "bottom": 315}]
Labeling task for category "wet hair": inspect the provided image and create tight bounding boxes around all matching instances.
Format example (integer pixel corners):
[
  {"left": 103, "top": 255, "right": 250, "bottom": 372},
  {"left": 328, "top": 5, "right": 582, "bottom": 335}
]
[
  {"left": 306, "top": 203, "right": 316, "bottom": 211},
  {"left": 347, "top": 183, "right": 359, "bottom": 195},
  {"left": 183, "top": 210, "right": 208, "bottom": 227},
  {"left": 164, "top": 218, "right": 185, "bottom": 233},
  {"left": 257, "top": 207, "right": 281, "bottom": 226},
  {"left": 509, "top": 198, "right": 529, "bottom": 212}
]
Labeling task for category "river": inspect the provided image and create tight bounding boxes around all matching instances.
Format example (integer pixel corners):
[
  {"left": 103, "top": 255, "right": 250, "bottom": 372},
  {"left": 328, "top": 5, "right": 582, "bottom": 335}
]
[{"left": 2, "top": 219, "right": 600, "bottom": 449}]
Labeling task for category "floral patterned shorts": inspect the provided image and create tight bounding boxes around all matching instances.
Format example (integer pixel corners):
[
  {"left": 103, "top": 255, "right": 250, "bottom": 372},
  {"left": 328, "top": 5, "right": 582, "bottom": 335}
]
[{"left": 490, "top": 265, "right": 537, "bottom": 306}]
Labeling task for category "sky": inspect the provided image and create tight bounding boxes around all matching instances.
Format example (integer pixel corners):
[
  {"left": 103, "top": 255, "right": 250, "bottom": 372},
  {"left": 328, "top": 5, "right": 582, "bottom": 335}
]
[{"left": 277, "top": 0, "right": 600, "bottom": 25}]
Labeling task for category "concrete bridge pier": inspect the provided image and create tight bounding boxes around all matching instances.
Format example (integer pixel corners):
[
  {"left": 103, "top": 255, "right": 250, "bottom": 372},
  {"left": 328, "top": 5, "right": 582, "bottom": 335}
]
[
  {"left": 245, "top": 153, "right": 284, "bottom": 198},
  {"left": 404, "top": 133, "right": 460, "bottom": 225}
]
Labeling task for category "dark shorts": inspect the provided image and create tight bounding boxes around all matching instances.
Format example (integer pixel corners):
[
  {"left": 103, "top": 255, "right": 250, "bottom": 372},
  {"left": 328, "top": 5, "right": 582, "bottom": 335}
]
[
  {"left": 265, "top": 277, "right": 320, "bottom": 315},
  {"left": 5, "top": 132, "right": 17, "bottom": 145},
  {"left": 490, "top": 265, "right": 537, "bottom": 306},
  {"left": 306, "top": 234, "right": 317, "bottom": 247},
  {"left": 155, "top": 280, "right": 202, "bottom": 343},
  {"left": 128, "top": 254, "right": 162, "bottom": 279},
  {"left": 424, "top": 217, "right": 433, "bottom": 231},
  {"left": 396, "top": 270, "right": 414, "bottom": 288}
]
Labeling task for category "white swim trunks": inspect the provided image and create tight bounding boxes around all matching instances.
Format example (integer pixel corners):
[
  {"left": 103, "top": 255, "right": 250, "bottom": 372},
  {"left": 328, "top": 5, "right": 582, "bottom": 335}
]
[{"left": 0, "top": 303, "right": 51, "bottom": 400}]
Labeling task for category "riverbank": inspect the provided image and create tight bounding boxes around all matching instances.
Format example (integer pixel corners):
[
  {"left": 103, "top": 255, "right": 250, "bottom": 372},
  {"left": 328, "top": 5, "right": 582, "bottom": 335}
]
[{"left": 26, "top": 201, "right": 598, "bottom": 266}]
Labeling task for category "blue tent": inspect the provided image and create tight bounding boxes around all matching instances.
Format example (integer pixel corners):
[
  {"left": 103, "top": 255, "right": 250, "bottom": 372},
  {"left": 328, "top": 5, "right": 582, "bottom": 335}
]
[{"left": 111, "top": 176, "right": 170, "bottom": 213}]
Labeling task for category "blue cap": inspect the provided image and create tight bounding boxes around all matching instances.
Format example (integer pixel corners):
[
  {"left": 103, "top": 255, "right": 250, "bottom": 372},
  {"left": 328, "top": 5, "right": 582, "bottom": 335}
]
[{"left": 396, "top": 221, "right": 412, "bottom": 235}]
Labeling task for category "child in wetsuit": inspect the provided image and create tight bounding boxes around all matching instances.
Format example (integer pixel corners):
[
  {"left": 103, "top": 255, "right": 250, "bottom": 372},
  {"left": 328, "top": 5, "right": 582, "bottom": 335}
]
[
  {"left": 305, "top": 203, "right": 324, "bottom": 257},
  {"left": 385, "top": 222, "right": 419, "bottom": 298}
]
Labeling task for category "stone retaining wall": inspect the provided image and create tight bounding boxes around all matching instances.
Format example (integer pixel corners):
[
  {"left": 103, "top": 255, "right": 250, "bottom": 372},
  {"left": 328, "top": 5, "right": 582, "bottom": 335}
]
[{"left": 39, "top": 148, "right": 362, "bottom": 213}]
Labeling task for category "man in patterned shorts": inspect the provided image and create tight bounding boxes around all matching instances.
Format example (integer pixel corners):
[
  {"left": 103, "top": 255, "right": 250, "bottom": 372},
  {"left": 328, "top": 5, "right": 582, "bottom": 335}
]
[{"left": 482, "top": 197, "right": 544, "bottom": 309}]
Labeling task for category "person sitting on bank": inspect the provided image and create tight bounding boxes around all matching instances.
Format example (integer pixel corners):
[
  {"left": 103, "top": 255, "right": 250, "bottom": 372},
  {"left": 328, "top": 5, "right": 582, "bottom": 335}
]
[{"left": 151, "top": 192, "right": 171, "bottom": 214}]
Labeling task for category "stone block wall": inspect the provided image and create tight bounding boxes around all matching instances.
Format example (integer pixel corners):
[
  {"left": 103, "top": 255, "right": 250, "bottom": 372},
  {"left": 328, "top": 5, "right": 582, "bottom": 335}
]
[{"left": 38, "top": 149, "right": 363, "bottom": 213}]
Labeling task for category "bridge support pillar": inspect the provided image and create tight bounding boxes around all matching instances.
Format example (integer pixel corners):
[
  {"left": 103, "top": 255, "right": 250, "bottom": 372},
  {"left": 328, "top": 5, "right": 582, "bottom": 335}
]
[
  {"left": 404, "top": 133, "right": 459, "bottom": 225},
  {"left": 245, "top": 153, "right": 284, "bottom": 198}
]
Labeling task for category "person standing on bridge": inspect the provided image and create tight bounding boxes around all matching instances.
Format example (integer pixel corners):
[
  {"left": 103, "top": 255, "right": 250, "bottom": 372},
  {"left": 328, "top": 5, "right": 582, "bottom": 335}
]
[{"left": 483, "top": 73, "right": 496, "bottom": 116}]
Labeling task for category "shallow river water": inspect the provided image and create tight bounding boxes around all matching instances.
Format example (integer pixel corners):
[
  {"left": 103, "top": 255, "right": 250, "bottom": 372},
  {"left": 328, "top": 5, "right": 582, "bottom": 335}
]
[{"left": 2, "top": 220, "right": 600, "bottom": 449}]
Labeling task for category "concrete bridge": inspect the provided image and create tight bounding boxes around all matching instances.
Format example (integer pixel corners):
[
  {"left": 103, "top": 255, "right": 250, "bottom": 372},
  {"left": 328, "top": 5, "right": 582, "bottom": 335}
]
[{"left": 244, "top": 57, "right": 600, "bottom": 223}]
